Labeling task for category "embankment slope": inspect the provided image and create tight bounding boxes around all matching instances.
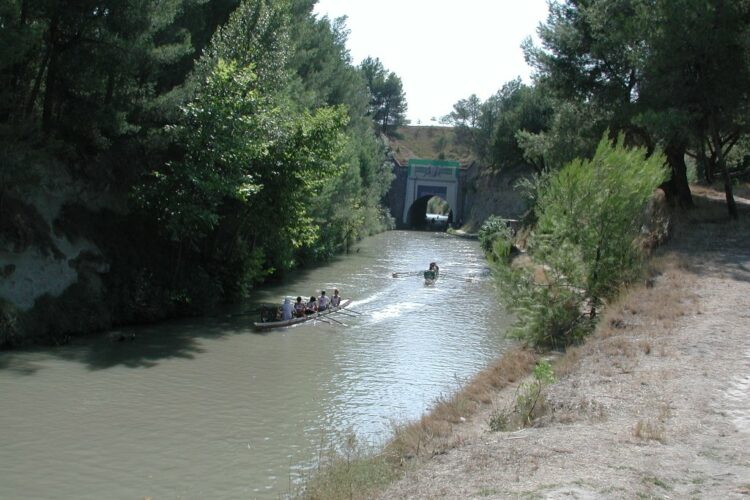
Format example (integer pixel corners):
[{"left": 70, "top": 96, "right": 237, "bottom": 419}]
[{"left": 379, "top": 189, "right": 750, "bottom": 498}]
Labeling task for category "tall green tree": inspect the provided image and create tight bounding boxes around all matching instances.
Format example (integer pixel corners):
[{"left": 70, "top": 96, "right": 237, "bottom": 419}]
[
  {"left": 0, "top": 0, "right": 193, "bottom": 144},
  {"left": 525, "top": 0, "right": 750, "bottom": 216},
  {"left": 489, "top": 80, "right": 554, "bottom": 173},
  {"left": 285, "top": 6, "right": 394, "bottom": 258},
  {"left": 360, "top": 56, "right": 408, "bottom": 136},
  {"left": 638, "top": 0, "right": 750, "bottom": 218},
  {"left": 444, "top": 81, "right": 554, "bottom": 171},
  {"left": 523, "top": 0, "right": 681, "bottom": 199},
  {"left": 441, "top": 93, "right": 483, "bottom": 152}
]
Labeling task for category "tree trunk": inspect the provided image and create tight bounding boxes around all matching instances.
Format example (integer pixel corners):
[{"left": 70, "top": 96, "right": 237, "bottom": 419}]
[
  {"left": 664, "top": 141, "right": 694, "bottom": 208},
  {"left": 24, "top": 47, "right": 51, "bottom": 118},
  {"left": 711, "top": 119, "right": 738, "bottom": 219},
  {"left": 41, "top": 15, "right": 59, "bottom": 132},
  {"left": 5, "top": 0, "right": 31, "bottom": 121},
  {"left": 104, "top": 70, "right": 115, "bottom": 106}
]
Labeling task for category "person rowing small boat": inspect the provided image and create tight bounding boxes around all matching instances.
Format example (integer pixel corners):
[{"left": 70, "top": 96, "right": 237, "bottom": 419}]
[{"left": 424, "top": 262, "right": 440, "bottom": 285}]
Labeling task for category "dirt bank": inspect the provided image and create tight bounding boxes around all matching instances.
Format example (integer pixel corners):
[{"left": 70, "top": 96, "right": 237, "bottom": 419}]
[{"left": 378, "top": 189, "right": 750, "bottom": 499}]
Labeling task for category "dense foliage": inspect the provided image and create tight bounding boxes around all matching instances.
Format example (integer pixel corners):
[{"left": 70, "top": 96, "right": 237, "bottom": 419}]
[
  {"left": 446, "top": 0, "right": 750, "bottom": 217},
  {"left": 360, "top": 56, "right": 409, "bottom": 136},
  {"left": 0, "top": 0, "right": 398, "bottom": 341},
  {"left": 485, "top": 136, "right": 668, "bottom": 347}
]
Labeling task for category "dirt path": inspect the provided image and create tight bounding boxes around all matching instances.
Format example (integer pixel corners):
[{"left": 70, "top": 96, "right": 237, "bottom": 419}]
[{"left": 379, "top": 198, "right": 750, "bottom": 498}]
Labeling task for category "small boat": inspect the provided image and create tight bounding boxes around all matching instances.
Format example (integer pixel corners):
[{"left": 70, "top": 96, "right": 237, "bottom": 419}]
[
  {"left": 253, "top": 299, "right": 352, "bottom": 330},
  {"left": 424, "top": 269, "right": 439, "bottom": 285}
]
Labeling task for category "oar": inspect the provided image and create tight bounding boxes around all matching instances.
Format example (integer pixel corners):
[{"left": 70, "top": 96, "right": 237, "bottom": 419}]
[
  {"left": 391, "top": 271, "right": 421, "bottom": 278},
  {"left": 322, "top": 314, "right": 347, "bottom": 326},
  {"left": 342, "top": 308, "right": 364, "bottom": 315},
  {"left": 335, "top": 309, "right": 358, "bottom": 317},
  {"left": 440, "top": 273, "right": 475, "bottom": 283}
]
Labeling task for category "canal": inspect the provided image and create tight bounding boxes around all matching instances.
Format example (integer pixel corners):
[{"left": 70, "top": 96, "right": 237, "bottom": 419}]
[{"left": 0, "top": 230, "right": 512, "bottom": 499}]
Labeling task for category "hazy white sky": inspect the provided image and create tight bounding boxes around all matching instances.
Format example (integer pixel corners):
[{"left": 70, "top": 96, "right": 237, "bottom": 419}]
[{"left": 313, "top": 0, "right": 550, "bottom": 124}]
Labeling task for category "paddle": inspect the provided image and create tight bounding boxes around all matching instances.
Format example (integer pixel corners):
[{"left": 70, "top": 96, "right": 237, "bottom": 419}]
[
  {"left": 341, "top": 308, "right": 364, "bottom": 315},
  {"left": 321, "top": 314, "right": 347, "bottom": 326},
  {"left": 439, "top": 273, "right": 475, "bottom": 283},
  {"left": 335, "top": 309, "right": 358, "bottom": 317},
  {"left": 391, "top": 271, "right": 422, "bottom": 278}
]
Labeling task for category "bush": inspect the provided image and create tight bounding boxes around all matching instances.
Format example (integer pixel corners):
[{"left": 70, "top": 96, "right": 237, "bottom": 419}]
[
  {"left": 478, "top": 215, "right": 514, "bottom": 260},
  {"left": 486, "top": 134, "right": 669, "bottom": 347},
  {"left": 490, "top": 360, "right": 556, "bottom": 431}
]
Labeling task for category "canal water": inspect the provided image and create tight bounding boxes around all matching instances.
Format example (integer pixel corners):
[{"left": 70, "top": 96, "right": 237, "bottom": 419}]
[{"left": 0, "top": 231, "right": 512, "bottom": 499}]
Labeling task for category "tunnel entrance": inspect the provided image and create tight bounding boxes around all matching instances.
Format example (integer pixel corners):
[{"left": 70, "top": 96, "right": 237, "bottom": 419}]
[{"left": 406, "top": 195, "right": 453, "bottom": 230}]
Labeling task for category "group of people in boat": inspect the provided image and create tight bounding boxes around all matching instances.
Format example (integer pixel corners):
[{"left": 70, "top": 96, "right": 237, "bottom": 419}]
[{"left": 274, "top": 288, "right": 342, "bottom": 321}]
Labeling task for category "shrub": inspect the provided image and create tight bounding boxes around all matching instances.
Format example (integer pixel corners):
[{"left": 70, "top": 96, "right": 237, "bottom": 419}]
[
  {"left": 478, "top": 215, "right": 514, "bottom": 260},
  {"left": 487, "top": 134, "right": 669, "bottom": 347},
  {"left": 490, "top": 360, "right": 556, "bottom": 431}
]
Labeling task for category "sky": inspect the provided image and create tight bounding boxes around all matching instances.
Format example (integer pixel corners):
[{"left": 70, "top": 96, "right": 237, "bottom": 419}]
[{"left": 313, "top": 0, "right": 550, "bottom": 125}]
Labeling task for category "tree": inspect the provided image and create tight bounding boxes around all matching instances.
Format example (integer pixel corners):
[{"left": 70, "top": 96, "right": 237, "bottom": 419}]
[
  {"left": 0, "top": 0, "right": 194, "bottom": 145},
  {"left": 285, "top": 7, "right": 394, "bottom": 259},
  {"left": 525, "top": 0, "right": 750, "bottom": 216},
  {"left": 487, "top": 134, "right": 669, "bottom": 347},
  {"left": 489, "top": 80, "right": 554, "bottom": 173},
  {"left": 523, "top": 0, "right": 686, "bottom": 201},
  {"left": 441, "top": 94, "right": 482, "bottom": 152},
  {"left": 638, "top": 0, "right": 750, "bottom": 218},
  {"left": 444, "top": 81, "right": 554, "bottom": 171},
  {"left": 359, "top": 56, "right": 408, "bottom": 135}
]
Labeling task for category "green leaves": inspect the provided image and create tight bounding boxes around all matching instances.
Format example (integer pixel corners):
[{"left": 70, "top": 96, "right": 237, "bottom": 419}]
[
  {"left": 360, "top": 57, "right": 408, "bottom": 136},
  {"left": 487, "top": 134, "right": 668, "bottom": 347},
  {"left": 534, "top": 133, "right": 668, "bottom": 308}
]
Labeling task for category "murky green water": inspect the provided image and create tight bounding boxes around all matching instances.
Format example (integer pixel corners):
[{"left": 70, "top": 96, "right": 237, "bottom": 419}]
[{"left": 0, "top": 231, "right": 512, "bottom": 499}]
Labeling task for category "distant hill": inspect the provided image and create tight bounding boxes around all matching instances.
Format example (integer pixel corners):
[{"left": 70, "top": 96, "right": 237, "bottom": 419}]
[{"left": 387, "top": 126, "right": 475, "bottom": 166}]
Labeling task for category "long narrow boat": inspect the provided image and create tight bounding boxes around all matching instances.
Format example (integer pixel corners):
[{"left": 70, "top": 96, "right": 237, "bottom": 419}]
[{"left": 253, "top": 299, "right": 352, "bottom": 330}]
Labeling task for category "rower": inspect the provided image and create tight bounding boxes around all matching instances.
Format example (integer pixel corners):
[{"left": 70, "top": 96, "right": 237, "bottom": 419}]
[
  {"left": 330, "top": 288, "right": 341, "bottom": 307},
  {"left": 281, "top": 297, "right": 293, "bottom": 320},
  {"left": 294, "top": 296, "right": 306, "bottom": 317},
  {"left": 305, "top": 296, "right": 318, "bottom": 315},
  {"left": 318, "top": 290, "right": 330, "bottom": 311}
]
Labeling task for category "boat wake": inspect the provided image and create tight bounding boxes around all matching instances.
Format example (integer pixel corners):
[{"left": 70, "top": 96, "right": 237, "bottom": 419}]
[{"left": 369, "top": 301, "right": 422, "bottom": 324}]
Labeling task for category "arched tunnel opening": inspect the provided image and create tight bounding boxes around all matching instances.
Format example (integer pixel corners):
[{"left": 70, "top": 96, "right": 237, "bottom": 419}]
[{"left": 406, "top": 195, "right": 453, "bottom": 230}]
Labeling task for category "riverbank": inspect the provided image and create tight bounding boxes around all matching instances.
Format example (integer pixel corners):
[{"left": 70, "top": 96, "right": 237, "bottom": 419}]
[
  {"left": 303, "top": 186, "right": 750, "bottom": 498},
  {"left": 377, "top": 186, "right": 750, "bottom": 498}
]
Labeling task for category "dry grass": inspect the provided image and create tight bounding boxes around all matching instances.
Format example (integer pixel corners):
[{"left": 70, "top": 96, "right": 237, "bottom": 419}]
[
  {"left": 300, "top": 434, "right": 402, "bottom": 500},
  {"left": 633, "top": 419, "right": 667, "bottom": 443},
  {"left": 388, "top": 347, "right": 537, "bottom": 459},
  {"left": 387, "top": 126, "right": 474, "bottom": 165}
]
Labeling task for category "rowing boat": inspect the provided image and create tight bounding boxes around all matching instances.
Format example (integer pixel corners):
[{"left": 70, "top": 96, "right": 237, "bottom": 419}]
[
  {"left": 253, "top": 299, "right": 352, "bottom": 330},
  {"left": 424, "top": 269, "right": 439, "bottom": 285}
]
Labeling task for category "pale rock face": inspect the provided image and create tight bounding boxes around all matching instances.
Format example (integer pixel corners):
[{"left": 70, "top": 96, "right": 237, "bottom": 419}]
[{"left": 0, "top": 169, "right": 108, "bottom": 311}]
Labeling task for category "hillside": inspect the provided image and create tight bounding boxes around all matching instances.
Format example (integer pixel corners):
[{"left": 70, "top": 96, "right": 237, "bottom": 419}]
[{"left": 387, "top": 126, "right": 475, "bottom": 165}]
